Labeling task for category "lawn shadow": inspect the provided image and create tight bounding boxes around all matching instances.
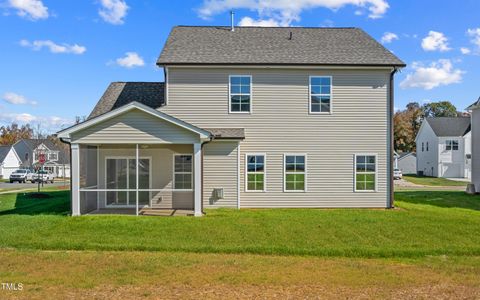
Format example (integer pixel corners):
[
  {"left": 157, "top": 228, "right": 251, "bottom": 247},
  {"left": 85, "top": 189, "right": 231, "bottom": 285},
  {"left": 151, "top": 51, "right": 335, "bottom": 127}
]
[
  {"left": 396, "top": 190, "right": 480, "bottom": 211},
  {"left": 0, "top": 190, "right": 70, "bottom": 216}
]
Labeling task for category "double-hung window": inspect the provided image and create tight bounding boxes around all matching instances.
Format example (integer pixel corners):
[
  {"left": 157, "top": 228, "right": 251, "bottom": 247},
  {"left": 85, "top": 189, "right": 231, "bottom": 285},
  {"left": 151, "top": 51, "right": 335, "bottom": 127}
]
[
  {"left": 355, "top": 154, "right": 377, "bottom": 192},
  {"left": 246, "top": 154, "right": 265, "bottom": 191},
  {"left": 310, "top": 76, "right": 332, "bottom": 113},
  {"left": 284, "top": 154, "right": 306, "bottom": 192},
  {"left": 174, "top": 155, "right": 193, "bottom": 190},
  {"left": 446, "top": 140, "right": 458, "bottom": 151},
  {"left": 229, "top": 75, "right": 251, "bottom": 113}
]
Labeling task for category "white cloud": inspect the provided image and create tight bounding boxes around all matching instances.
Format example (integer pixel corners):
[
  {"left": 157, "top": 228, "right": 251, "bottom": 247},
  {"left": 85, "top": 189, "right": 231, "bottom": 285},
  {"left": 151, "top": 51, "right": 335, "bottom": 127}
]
[
  {"left": 421, "top": 31, "right": 450, "bottom": 52},
  {"left": 400, "top": 59, "right": 464, "bottom": 90},
  {"left": 381, "top": 32, "right": 398, "bottom": 44},
  {"left": 98, "top": 0, "right": 129, "bottom": 25},
  {"left": 20, "top": 39, "right": 86, "bottom": 54},
  {"left": 198, "top": 0, "right": 389, "bottom": 26},
  {"left": 460, "top": 47, "right": 471, "bottom": 55},
  {"left": 467, "top": 28, "right": 480, "bottom": 51},
  {"left": 8, "top": 0, "right": 48, "bottom": 20},
  {"left": 238, "top": 16, "right": 280, "bottom": 26},
  {"left": 0, "top": 112, "right": 73, "bottom": 131},
  {"left": 2, "top": 92, "right": 37, "bottom": 105},
  {"left": 115, "top": 52, "right": 145, "bottom": 68}
]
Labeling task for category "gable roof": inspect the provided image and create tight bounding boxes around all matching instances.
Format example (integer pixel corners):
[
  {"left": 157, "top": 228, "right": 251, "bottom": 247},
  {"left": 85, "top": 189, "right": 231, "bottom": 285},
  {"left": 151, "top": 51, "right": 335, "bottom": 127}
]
[
  {"left": 398, "top": 152, "right": 416, "bottom": 160},
  {"left": 466, "top": 97, "right": 480, "bottom": 110},
  {"left": 157, "top": 26, "right": 405, "bottom": 67},
  {"left": 426, "top": 117, "right": 471, "bottom": 137},
  {"left": 0, "top": 146, "right": 11, "bottom": 163},
  {"left": 58, "top": 101, "right": 212, "bottom": 140},
  {"left": 89, "top": 82, "right": 165, "bottom": 119}
]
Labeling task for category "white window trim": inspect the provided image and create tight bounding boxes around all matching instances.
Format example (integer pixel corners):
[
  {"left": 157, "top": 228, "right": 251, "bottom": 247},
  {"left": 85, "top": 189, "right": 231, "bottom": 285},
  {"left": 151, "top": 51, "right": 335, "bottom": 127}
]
[
  {"left": 104, "top": 156, "right": 152, "bottom": 208},
  {"left": 245, "top": 153, "right": 267, "bottom": 192},
  {"left": 172, "top": 153, "right": 194, "bottom": 191},
  {"left": 354, "top": 153, "right": 378, "bottom": 193},
  {"left": 283, "top": 153, "right": 307, "bottom": 193},
  {"left": 308, "top": 75, "right": 333, "bottom": 115},
  {"left": 228, "top": 75, "right": 252, "bottom": 114}
]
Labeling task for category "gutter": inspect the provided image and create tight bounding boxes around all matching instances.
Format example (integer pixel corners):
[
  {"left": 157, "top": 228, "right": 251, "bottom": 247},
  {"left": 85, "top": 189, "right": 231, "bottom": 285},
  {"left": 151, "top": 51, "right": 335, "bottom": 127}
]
[{"left": 389, "top": 68, "right": 399, "bottom": 209}]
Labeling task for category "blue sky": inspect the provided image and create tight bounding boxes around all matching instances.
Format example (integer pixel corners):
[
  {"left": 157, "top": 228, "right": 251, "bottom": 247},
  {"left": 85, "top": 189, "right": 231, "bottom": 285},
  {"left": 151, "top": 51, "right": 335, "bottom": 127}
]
[{"left": 1, "top": 0, "right": 479, "bottom": 132}]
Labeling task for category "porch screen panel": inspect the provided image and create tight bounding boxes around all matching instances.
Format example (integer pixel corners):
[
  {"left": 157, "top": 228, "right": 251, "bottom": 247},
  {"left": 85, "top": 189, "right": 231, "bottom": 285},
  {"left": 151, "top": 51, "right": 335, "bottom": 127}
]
[
  {"left": 106, "top": 158, "right": 128, "bottom": 206},
  {"left": 79, "top": 145, "right": 98, "bottom": 189}
]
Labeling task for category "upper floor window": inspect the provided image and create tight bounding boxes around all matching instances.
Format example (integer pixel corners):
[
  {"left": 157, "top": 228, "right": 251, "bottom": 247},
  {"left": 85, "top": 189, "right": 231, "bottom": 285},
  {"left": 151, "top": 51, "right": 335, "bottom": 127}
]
[
  {"left": 446, "top": 140, "right": 459, "bottom": 151},
  {"left": 355, "top": 154, "right": 376, "bottom": 192},
  {"left": 422, "top": 142, "right": 424, "bottom": 152},
  {"left": 229, "top": 75, "right": 251, "bottom": 113},
  {"left": 426, "top": 142, "right": 429, "bottom": 151},
  {"left": 48, "top": 152, "right": 58, "bottom": 161},
  {"left": 310, "top": 76, "right": 332, "bottom": 114}
]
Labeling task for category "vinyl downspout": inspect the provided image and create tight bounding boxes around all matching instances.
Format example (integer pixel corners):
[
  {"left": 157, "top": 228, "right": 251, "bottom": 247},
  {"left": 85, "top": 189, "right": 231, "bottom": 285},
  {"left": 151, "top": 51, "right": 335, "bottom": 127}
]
[{"left": 59, "top": 137, "right": 73, "bottom": 215}]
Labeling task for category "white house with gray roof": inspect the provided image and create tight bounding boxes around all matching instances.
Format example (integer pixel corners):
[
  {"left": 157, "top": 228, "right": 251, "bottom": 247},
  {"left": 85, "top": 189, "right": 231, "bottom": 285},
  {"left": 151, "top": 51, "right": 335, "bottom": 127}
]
[
  {"left": 57, "top": 26, "right": 405, "bottom": 216},
  {"left": 0, "top": 145, "right": 21, "bottom": 179},
  {"left": 416, "top": 117, "right": 471, "bottom": 178}
]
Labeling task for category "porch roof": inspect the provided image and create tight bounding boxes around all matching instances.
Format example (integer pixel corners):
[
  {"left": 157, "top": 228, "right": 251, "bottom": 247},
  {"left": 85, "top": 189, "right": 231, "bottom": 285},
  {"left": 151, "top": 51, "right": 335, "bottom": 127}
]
[{"left": 57, "top": 102, "right": 212, "bottom": 141}]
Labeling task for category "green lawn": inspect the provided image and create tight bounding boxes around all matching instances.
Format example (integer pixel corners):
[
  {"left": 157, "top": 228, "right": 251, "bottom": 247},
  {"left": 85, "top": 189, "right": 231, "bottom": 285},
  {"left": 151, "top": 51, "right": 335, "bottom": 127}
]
[
  {"left": 0, "top": 189, "right": 479, "bottom": 258},
  {"left": 403, "top": 175, "right": 468, "bottom": 186}
]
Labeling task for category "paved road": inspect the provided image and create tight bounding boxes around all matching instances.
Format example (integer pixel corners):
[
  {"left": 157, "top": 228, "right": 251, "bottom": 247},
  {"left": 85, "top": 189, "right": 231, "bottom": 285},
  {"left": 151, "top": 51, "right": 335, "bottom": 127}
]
[{"left": 0, "top": 181, "right": 67, "bottom": 190}]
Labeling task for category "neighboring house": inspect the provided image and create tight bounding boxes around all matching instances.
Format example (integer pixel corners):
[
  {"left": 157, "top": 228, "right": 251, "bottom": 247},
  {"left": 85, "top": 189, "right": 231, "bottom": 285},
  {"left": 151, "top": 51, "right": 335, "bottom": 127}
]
[
  {"left": 13, "top": 139, "right": 70, "bottom": 178},
  {"left": 0, "top": 146, "right": 21, "bottom": 179},
  {"left": 416, "top": 117, "right": 471, "bottom": 178},
  {"left": 396, "top": 152, "right": 416, "bottom": 174},
  {"left": 467, "top": 98, "right": 480, "bottom": 191},
  {"left": 57, "top": 26, "right": 405, "bottom": 216}
]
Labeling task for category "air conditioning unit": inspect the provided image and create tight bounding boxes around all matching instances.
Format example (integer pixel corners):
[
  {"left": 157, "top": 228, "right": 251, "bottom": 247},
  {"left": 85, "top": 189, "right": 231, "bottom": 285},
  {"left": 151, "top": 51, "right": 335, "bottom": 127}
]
[{"left": 213, "top": 188, "right": 224, "bottom": 199}]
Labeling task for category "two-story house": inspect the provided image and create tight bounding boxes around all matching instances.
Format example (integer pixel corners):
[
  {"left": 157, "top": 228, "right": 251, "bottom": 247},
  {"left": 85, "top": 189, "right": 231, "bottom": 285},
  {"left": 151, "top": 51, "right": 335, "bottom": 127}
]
[
  {"left": 13, "top": 139, "right": 71, "bottom": 178},
  {"left": 57, "top": 26, "right": 405, "bottom": 216},
  {"left": 415, "top": 117, "right": 471, "bottom": 178}
]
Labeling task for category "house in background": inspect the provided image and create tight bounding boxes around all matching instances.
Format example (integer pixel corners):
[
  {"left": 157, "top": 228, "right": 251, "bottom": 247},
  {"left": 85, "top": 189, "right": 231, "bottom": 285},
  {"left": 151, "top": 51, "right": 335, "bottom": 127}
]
[
  {"left": 13, "top": 139, "right": 70, "bottom": 178},
  {"left": 396, "top": 152, "right": 416, "bottom": 174},
  {"left": 0, "top": 145, "right": 21, "bottom": 179},
  {"left": 416, "top": 117, "right": 471, "bottom": 178},
  {"left": 57, "top": 26, "right": 405, "bottom": 216},
  {"left": 467, "top": 98, "right": 480, "bottom": 191}
]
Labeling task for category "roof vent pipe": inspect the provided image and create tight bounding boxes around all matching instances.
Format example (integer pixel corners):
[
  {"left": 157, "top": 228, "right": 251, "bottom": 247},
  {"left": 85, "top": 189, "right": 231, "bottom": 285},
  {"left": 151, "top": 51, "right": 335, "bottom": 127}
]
[{"left": 230, "top": 11, "right": 235, "bottom": 32}]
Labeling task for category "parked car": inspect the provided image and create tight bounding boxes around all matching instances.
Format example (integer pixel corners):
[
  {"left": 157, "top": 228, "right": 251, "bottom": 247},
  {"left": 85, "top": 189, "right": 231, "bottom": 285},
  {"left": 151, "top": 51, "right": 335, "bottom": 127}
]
[
  {"left": 32, "top": 170, "right": 55, "bottom": 184},
  {"left": 393, "top": 168, "right": 403, "bottom": 180},
  {"left": 9, "top": 169, "right": 33, "bottom": 183}
]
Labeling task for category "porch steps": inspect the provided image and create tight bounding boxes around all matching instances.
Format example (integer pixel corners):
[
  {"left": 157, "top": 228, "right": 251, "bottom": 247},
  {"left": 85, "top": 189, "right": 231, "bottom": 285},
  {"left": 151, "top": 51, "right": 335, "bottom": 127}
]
[{"left": 139, "top": 208, "right": 194, "bottom": 216}]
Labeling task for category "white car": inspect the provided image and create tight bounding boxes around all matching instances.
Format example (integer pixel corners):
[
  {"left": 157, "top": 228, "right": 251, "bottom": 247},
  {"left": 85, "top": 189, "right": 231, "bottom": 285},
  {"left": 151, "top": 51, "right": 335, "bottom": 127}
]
[
  {"left": 393, "top": 168, "right": 403, "bottom": 180},
  {"left": 9, "top": 169, "right": 33, "bottom": 183},
  {"left": 32, "top": 170, "right": 55, "bottom": 184}
]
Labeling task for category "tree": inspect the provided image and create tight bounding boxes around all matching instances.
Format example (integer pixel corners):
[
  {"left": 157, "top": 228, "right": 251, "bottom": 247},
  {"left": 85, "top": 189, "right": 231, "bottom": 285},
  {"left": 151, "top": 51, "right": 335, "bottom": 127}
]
[
  {"left": 394, "top": 102, "right": 423, "bottom": 153},
  {"left": 422, "top": 101, "right": 458, "bottom": 117},
  {"left": 0, "top": 123, "right": 33, "bottom": 145}
]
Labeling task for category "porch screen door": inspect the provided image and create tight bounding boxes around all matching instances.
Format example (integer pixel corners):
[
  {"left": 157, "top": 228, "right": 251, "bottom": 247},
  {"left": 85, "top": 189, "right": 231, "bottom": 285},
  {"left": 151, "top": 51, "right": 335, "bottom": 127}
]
[{"left": 106, "top": 158, "right": 150, "bottom": 206}]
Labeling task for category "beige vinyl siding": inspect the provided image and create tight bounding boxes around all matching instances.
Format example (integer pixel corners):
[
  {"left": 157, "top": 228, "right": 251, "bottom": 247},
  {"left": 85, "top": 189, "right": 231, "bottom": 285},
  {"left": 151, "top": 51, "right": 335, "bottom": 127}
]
[
  {"left": 71, "top": 108, "right": 200, "bottom": 144},
  {"left": 162, "top": 67, "right": 390, "bottom": 208},
  {"left": 203, "top": 141, "right": 238, "bottom": 208}
]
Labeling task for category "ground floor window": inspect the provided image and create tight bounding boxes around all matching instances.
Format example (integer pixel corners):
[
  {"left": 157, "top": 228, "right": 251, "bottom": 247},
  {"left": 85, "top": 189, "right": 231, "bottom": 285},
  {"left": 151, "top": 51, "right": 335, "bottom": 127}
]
[
  {"left": 284, "top": 154, "right": 306, "bottom": 192},
  {"left": 174, "top": 155, "right": 193, "bottom": 190},
  {"left": 355, "top": 154, "right": 376, "bottom": 192},
  {"left": 246, "top": 154, "right": 265, "bottom": 191}
]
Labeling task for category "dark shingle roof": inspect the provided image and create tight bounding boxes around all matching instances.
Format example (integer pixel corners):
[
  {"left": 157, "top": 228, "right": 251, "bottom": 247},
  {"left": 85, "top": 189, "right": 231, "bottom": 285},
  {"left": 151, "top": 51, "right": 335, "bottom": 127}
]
[
  {"left": 13, "top": 139, "right": 70, "bottom": 164},
  {"left": 88, "top": 82, "right": 165, "bottom": 119},
  {"left": 426, "top": 117, "right": 471, "bottom": 137},
  {"left": 466, "top": 97, "right": 480, "bottom": 110},
  {"left": 399, "top": 152, "right": 415, "bottom": 159},
  {"left": 0, "top": 146, "right": 11, "bottom": 163},
  {"left": 206, "top": 128, "right": 245, "bottom": 139},
  {"left": 157, "top": 26, "right": 405, "bottom": 66}
]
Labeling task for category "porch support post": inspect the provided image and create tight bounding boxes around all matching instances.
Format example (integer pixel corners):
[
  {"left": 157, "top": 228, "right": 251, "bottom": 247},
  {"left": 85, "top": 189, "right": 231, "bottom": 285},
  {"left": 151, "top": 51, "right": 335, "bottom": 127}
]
[
  {"left": 193, "top": 143, "right": 202, "bottom": 217},
  {"left": 136, "top": 144, "right": 139, "bottom": 216},
  {"left": 71, "top": 143, "right": 81, "bottom": 216}
]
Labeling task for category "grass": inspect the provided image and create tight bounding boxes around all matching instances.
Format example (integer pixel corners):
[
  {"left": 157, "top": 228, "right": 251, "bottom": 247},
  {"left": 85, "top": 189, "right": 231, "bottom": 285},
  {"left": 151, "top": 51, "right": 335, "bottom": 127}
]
[
  {"left": 403, "top": 174, "right": 468, "bottom": 186},
  {"left": 0, "top": 189, "right": 479, "bottom": 258},
  {"left": 0, "top": 249, "right": 479, "bottom": 298}
]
